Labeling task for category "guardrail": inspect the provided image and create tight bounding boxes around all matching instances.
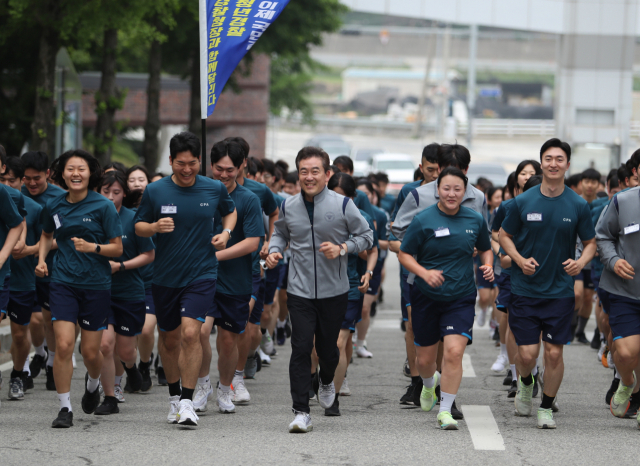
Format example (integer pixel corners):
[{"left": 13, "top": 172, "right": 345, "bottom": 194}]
[{"left": 457, "top": 119, "right": 556, "bottom": 137}]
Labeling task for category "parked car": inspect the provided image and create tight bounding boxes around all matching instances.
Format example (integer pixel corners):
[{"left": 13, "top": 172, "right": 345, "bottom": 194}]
[
  {"left": 369, "top": 153, "right": 416, "bottom": 184},
  {"left": 304, "top": 134, "right": 351, "bottom": 161},
  {"left": 465, "top": 163, "right": 509, "bottom": 188},
  {"left": 351, "top": 148, "right": 384, "bottom": 176}
]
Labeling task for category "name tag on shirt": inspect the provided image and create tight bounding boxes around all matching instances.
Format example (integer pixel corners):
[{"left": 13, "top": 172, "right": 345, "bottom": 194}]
[
  {"left": 527, "top": 213, "right": 543, "bottom": 222},
  {"left": 435, "top": 227, "right": 450, "bottom": 238},
  {"left": 624, "top": 224, "right": 640, "bottom": 235},
  {"left": 53, "top": 214, "right": 63, "bottom": 229},
  {"left": 161, "top": 205, "right": 177, "bottom": 214}
]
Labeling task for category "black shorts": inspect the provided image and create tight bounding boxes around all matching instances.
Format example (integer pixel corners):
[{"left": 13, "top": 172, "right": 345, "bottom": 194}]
[
  {"left": 144, "top": 287, "right": 155, "bottom": 315},
  {"left": 49, "top": 283, "right": 110, "bottom": 332},
  {"left": 366, "top": 261, "right": 384, "bottom": 296},
  {"left": 342, "top": 296, "right": 364, "bottom": 332},
  {"left": 277, "top": 263, "right": 288, "bottom": 290},
  {"left": 152, "top": 279, "right": 216, "bottom": 332},
  {"left": 109, "top": 298, "right": 146, "bottom": 336},
  {"left": 35, "top": 281, "right": 51, "bottom": 310},
  {"left": 609, "top": 293, "right": 640, "bottom": 340},
  {"left": 210, "top": 292, "right": 251, "bottom": 334},
  {"left": 249, "top": 273, "right": 265, "bottom": 325},
  {"left": 509, "top": 294, "right": 574, "bottom": 346},
  {"left": 7, "top": 290, "right": 37, "bottom": 326},
  {"left": 495, "top": 274, "right": 511, "bottom": 313}
]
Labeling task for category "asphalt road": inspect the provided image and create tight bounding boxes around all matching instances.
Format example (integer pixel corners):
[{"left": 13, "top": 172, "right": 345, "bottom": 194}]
[{"left": 0, "top": 257, "right": 637, "bottom": 466}]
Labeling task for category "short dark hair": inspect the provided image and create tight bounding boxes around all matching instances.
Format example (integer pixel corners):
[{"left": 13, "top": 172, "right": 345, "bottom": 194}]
[
  {"left": 413, "top": 167, "right": 424, "bottom": 181},
  {"left": 262, "top": 158, "right": 276, "bottom": 177},
  {"left": 327, "top": 172, "right": 356, "bottom": 198},
  {"left": 5, "top": 156, "right": 25, "bottom": 179},
  {"left": 274, "top": 166, "right": 285, "bottom": 183},
  {"left": 224, "top": 136, "right": 250, "bottom": 159},
  {"left": 505, "top": 171, "right": 517, "bottom": 198},
  {"left": 486, "top": 186, "right": 502, "bottom": 205},
  {"left": 246, "top": 158, "right": 259, "bottom": 177},
  {"left": 20, "top": 151, "right": 49, "bottom": 173},
  {"left": 374, "top": 172, "right": 389, "bottom": 184},
  {"left": 0, "top": 144, "right": 6, "bottom": 167},
  {"left": 53, "top": 149, "right": 102, "bottom": 190},
  {"left": 581, "top": 168, "right": 601, "bottom": 182},
  {"left": 329, "top": 164, "right": 341, "bottom": 174},
  {"left": 333, "top": 155, "right": 353, "bottom": 174},
  {"left": 422, "top": 143, "right": 440, "bottom": 164},
  {"left": 211, "top": 140, "right": 245, "bottom": 169},
  {"left": 249, "top": 156, "right": 263, "bottom": 173},
  {"left": 356, "top": 178, "right": 375, "bottom": 196},
  {"left": 627, "top": 149, "right": 640, "bottom": 173},
  {"left": 607, "top": 168, "right": 618, "bottom": 183},
  {"left": 296, "top": 147, "right": 330, "bottom": 172},
  {"left": 618, "top": 163, "right": 631, "bottom": 185},
  {"left": 609, "top": 174, "right": 619, "bottom": 190},
  {"left": 152, "top": 172, "right": 166, "bottom": 179},
  {"left": 516, "top": 160, "right": 542, "bottom": 179},
  {"left": 170, "top": 131, "right": 201, "bottom": 160},
  {"left": 437, "top": 166, "right": 468, "bottom": 188},
  {"left": 475, "top": 177, "right": 493, "bottom": 193},
  {"left": 103, "top": 161, "right": 127, "bottom": 174},
  {"left": 540, "top": 138, "right": 571, "bottom": 161},
  {"left": 566, "top": 173, "right": 583, "bottom": 188},
  {"left": 126, "top": 165, "right": 151, "bottom": 183},
  {"left": 523, "top": 175, "right": 543, "bottom": 192},
  {"left": 98, "top": 170, "right": 142, "bottom": 209},
  {"left": 285, "top": 171, "right": 298, "bottom": 184},
  {"left": 437, "top": 143, "right": 471, "bottom": 171},
  {"left": 275, "top": 160, "right": 289, "bottom": 173}
]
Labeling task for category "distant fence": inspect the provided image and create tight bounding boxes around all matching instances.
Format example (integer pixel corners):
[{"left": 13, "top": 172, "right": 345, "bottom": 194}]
[{"left": 456, "top": 119, "right": 556, "bottom": 138}]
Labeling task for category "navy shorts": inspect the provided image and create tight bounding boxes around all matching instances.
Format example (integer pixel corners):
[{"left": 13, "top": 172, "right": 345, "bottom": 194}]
[
  {"left": 410, "top": 287, "right": 476, "bottom": 347},
  {"left": 401, "top": 274, "right": 411, "bottom": 322},
  {"left": 265, "top": 264, "right": 281, "bottom": 305},
  {"left": 509, "top": 294, "right": 575, "bottom": 346},
  {"left": 366, "top": 261, "right": 384, "bottom": 296},
  {"left": 109, "top": 298, "right": 146, "bottom": 336},
  {"left": 342, "top": 297, "right": 364, "bottom": 332},
  {"left": 249, "top": 273, "right": 265, "bottom": 325},
  {"left": 598, "top": 287, "right": 611, "bottom": 315},
  {"left": 277, "top": 263, "right": 288, "bottom": 290},
  {"left": 144, "top": 287, "right": 155, "bottom": 315},
  {"left": 0, "top": 277, "right": 9, "bottom": 317},
  {"left": 49, "top": 283, "right": 110, "bottom": 331},
  {"left": 152, "top": 279, "right": 216, "bottom": 332},
  {"left": 210, "top": 292, "right": 250, "bottom": 334},
  {"left": 608, "top": 293, "right": 640, "bottom": 340},
  {"left": 476, "top": 265, "right": 496, "bottom": 289},
  {"left": 590, "top": 268, "right": 601, "bottom": 291},
  {"left": 35, "top": 281, "right": 51, "bottom": 310},
  {"left": 495, "top": 274, "right": 511, "bottom": 313},
  {"left": 7, "top": 291, "right": 37, "bottom": 325}
]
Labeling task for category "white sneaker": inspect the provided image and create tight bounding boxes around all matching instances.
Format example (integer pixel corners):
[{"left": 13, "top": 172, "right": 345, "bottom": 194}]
[
  {"left": 257, "top": 347, "right": 271, "bottom": 365},
  {"left": 193, "top": 382, "right": 213, "bottom": 413},
  {"left": 167, "top": 395, "right": 180, "bottom": 424},
  {"left": 217, "top": 385, "right": 236, "bottom": 413},
  {"left": 317, "top": 381, "right": 336, "bottom": 409},
  {"left": 607, "top": 351, "right": 615, "bottom": 370},
  {"left": 232, "top": 378, "right": 251, "bottom": 404},
  {"left": 355, "top": 345, "right": 373, "bottom": 358},
  {"left": 476, "top": 308, "right": 487, "bottom": 327},
  {"left": 114, "top": 383, "right": 125, "bottom": 403},
  {"left": 72, "top": 352, "right": 77, "bottom": 369},
  {"left": 597, "top": 340, "right": 607, "bottom": 362},
  {"left": 289, "top": 411, "right": 313, "bottom": 433},
  {"left": 177, "top": 399, "right": 199, "bottom": 426},
  {"left": 339, "top": 378, "right": 351, "bottom": 396},
  {"left": 491, "top": 354, "right": 508, "bottom": 373},
  {"left": 261, "top": 332, "right": 274, "bottom": 356}
]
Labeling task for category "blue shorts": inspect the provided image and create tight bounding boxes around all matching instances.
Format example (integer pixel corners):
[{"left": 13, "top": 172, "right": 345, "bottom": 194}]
[
  {"left": 249, "top": 273, "right": 265, "bottom": 325},
  {"left": 509, "top": 295, "right": 575, "bottom": 346},
  {"left": 210, "top": 292, "right": 250, "bottom": 334},
  {"left": 265, "top": 264, "right": 280, "bottom": 305},
  {"left": 49, "top": 283, "right": 110, "bottom": 331},
  {"left": 495, "top": 274, "right": 511, "bottom": 313},
  {"left": 598, "top": 287, "right": 611, "bottom": 315},
  {"left": 109, "top": 298, "right": 146, "bottom": 336},
  {"left": 277, "top": 263, "right": 288, "bottom": 290},
  {"left": 7, "top": 290, "right": 37, "bottom": 325},
  {"left": 366, "top": 261, "right": 384, "bottom": 296},
  {"left": 152, "top": 279, "right": 216, "bottom": 332},
  {"left": 401, "top": 274, "right": 411, "bottom": 322},
  {"left": 0, "top": 277, "right": 9, "bottom": 316},
  {"left": 590, "top": 268, "right": 601, "bottom": 291},
  {"left": 410, "top": 287, "right": 476, "bottom": 347},
  {"left": 342, "top": 297, "right": 364, "bottom": 332},
  {"left": 608, "top": 293, "right": 640, "bottom": 340},
  {"left": 35, "top": 281, "right": 51, "bottom": 310},
  {"left": 144, "top": 287, "right": 155, "bottom": 315},
  {"left": 476, "top": 265, "right": 496, "bottom": 289}
]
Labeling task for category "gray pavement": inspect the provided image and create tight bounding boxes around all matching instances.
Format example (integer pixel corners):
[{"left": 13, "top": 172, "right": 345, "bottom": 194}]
[{"left": 0, "top": 256, "right": 638, "bottom": 465}]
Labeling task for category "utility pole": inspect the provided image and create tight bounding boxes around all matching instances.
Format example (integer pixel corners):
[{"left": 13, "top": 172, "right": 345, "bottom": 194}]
[{"left": 466, "top": 23, "right": 478, "bottom": 147}]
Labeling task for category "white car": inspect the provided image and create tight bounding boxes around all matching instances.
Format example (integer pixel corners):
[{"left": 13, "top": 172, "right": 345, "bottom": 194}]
[
  {"left": 369, "top": 154, "right": 416, "bottom": 184},
  {"left": 351, "top": 148, "right": 384, "bottom": 177}
]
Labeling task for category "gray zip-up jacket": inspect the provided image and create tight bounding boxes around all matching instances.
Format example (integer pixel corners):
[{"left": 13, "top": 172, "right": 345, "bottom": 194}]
[
  {"left": 391, "top": 180, "right": 487, "bottom": 241},
  {"left": 269, "top": 186, "right": 374, "bottom": 299},
  {"left": 596, "top": 187, "right": 640, "bottom": 300}
]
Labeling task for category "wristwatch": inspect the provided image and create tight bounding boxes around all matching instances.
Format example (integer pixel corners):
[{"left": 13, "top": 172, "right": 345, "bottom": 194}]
[
  {"left": 223, "top": 228, "right": 232, "bottom": 238},
  {"left": 94, "top": 244, "right": 101, "bottom": 254},
  {"left": 339, "top": 244, "right": 346, "bottom": 256},
  {"left": 119, "top": 262, "right": 126, "bottom": 272},
  {"left": 366, "top": 270, "right": 374, "bottom": 277}
]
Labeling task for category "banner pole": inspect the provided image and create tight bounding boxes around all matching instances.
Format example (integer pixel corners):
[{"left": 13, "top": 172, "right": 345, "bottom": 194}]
[{"left": 201, "top": 119, "right": 207, "bottom": 175}]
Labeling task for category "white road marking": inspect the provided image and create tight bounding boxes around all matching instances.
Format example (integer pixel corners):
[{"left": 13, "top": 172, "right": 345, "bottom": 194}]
[
  {"left": 462, "top": 353, "right": 476, "bottom": 377},
  {"left": 0, "top": 352, "right": 35, "bottom": 373},
  {"left": 461, "top": 405, "right": 505, "bottom": 451}
]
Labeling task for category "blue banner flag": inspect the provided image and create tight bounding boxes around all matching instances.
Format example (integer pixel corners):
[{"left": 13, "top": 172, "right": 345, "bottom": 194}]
[{"left": 199, "top": 0, "right": 290, "bottom": 118}]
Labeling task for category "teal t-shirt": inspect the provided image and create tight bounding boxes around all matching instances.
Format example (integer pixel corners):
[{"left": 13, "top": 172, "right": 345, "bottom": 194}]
[
  {"left": 354, "top": 189, "right": 375, "bottom": 220},
  {"left": 10, "top": 195, "right": 42, "bottom": 292},
  {"left": 241, "top": 178, "right": 277, "bottom": 276},
  {"left": 42, "top": 190, "right": 123, "bottom": 290},
  {"left": 380, "top": 193, "right": 396, "bottom": 216},
  {"left": 347, "top": 209, "right": 378, "bottom": 300},
  {"left": 134, "top": 175, "right": 235, "bottom": 288},
  {"left": 491, "top": 198, "right": 514, "bottom": 276},
  {"left": 111, "top": 207, "right": 155, "bottom": 301},
  {"left": 215, "top": 184, "right": 265, "bottom": 296},
  {"left": 391, "top": 180, "right": 421, "bottom": 221},
  {"left": 501, "top": 185, "right": 595, "bottom": 299},
  {"left": 372, "top": 205, "right": 388, "bottom": 263},
  {"left": 401, "top": 204, "right": 490, "bottom": 301},
  {"left": 0, "top": 185, "right": 25, "bottom": 285},
  {"left": 22, "top": 183, "right": 66, "bottom": 283}
]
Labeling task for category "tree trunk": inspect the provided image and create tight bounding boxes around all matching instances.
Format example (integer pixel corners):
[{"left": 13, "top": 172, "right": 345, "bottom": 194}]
[
  {"left": 32, "top": 26, "right": 59, "bottom": 156},
  {"left": 188, "top": 44, "right": 201, "bottom": 136},
  {"left": 94, "top": 28, "right": 120, "bottom": 166},
  {"left": 143, "top": 33, "right": 162, "bottom": 173}
]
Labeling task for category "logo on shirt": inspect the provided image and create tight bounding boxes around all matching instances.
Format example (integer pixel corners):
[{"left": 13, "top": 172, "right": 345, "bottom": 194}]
[
  {"left": 122, "top": 235, "right": 127, "bottom": 239},
  {"left": 563, "top": 218, "right": 572, "bottom": 222},
  {"left": 325, "top": 212, "right": 335, "bottom": 222},
  {"left": 446, "top": 326, "right": 454, "bottom": 330},
  {"left": 121, "top": 326, "right": 130, "bottom": 332},
  {"left": 466, "top": 229, "right": 474, "bottom": 234},
  {"left": 200, "top": 203, "right": 209, "bottom": 207},
  {"left": 83, "top": 319, "right": 90, "bottom": 325},
  {"left": 547, "top": 333, "right": 552, "bottom": 339},
  {"left": 181, "top": 308, "right": 186, "bottom": 313},
  {"left": 82, "top": 218, "right": 92, "bottom": 222}
]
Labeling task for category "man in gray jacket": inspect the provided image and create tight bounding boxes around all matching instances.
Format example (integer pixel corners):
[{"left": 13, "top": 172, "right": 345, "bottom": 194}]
[
  {"left": 265, "top": 146, "right": 373, "bottom": 433},
  {"left": 596, "top": 184, "right": 640, "bottom": 426}
]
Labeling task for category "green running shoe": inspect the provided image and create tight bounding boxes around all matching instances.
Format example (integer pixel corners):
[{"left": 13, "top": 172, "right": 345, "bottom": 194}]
[
  {"left": 610, "top": 371, "right": 637, "bottom": 418},
  {"left": 514, "top": 375, "right": 534, "bottom": 416},
  {"left": 537, "top": 408, "right": 556, "bottom": 429},
  {"left": 420, "top": 372, "right": 440, "bottom": 412},
  {"left": 437, "top": 411, "right": 459, "bottom": 430}
]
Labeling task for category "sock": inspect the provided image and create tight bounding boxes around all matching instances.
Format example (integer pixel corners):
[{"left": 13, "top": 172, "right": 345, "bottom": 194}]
[
  {"left": 22, "top": 359, "right": 31, "bottom": 375},
  {"left": 440, "top": 391, "right": 456, "bottom": 414},
  {"left": 531, "top": 360, "right": 538, "bottom": 376},
  {"left": 11, "top": 368, "right": 22, "bottom": 379},
  {"left": 197, "top": 376, "right": 210, "bottom": 385},
  {"left": 139, "top": 358, "right": 151, "bottom": 368},
  {"left": 219, "top": 383, "right": 231, "bottom": 393},
  {"left": 600, "top": 332, "right": 605, "bottom": 340},
  {"left": 500, "top": 343, "right": 507, "bottom": 357},
  {"left": 411, "top": 375, "right": 421, "bottom": 386},
  {"left": 540, "top": 393, "right": 554, "bottom": 409},
  {"left": 233, "top": 370, "right": 244, "bottom": 381},
  {"left": 47, "top": 350, "right": 55, "bottom": 367},
  {"left": 114, "top": 375, "right": 123, "bottom": 386},
  {"left": 58, "top": 392, "right": 72, "bottom": 412},
  {"left": 576, "top": 316, "right": 588, "bottom": 335},
  {"left": 277, "top": 318, "right": 286, "bottom": 328},
  {"left": 86, "top": 375, "right": 100, "bottom": 393},
  {"left": 180, "top": 387, "right": 194, "bottom": 401},
  {"left": 168, "top": 381, "right": 181, "bottom": 397},
  {"left": 521, "top": 373, "right": 534, "bottom": 386},
  {"left": 510, "top": 364, "right": 517, "bottom": 381},
  {"left": 356, "top": 339, "right": 365, "bottom": 348},
  {"left": 123, "top": 362, "right": 137, "bottom": 373},
  {"left": 422, "top": 376, "right": 435, "bottom": 388},
  {"left": 35, "top": 344, "right": 46, "bottom": 357},
  {"left": 248, "top": 348, "right": 256, "bottom": 357},
  {"left": 261, "top": 328, "right": 266, "bottom": 334},
  {"left": 157, "top": 355, "right": 163, "bottom": 368}
]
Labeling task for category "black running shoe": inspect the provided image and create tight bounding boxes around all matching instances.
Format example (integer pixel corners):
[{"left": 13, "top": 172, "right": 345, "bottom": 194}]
[
  {"left": 401, "top": 320, "right": 406, "bottom": 332},
  {"left": 51, "top": 408, "right": 73, "bottom": 428},
  {"left": 532, "top": 375, "right": 539, "bottom": 398},
  {"left": 211, "top": 325, "right": 216, "bottom": 334},
  {"left": 45, "top": 365, "right": 56, "bottom": 391},
  {"left": 606, "top": 377, "right": 620, "bottom": 405},
  {"left": 412, "top": 379, "right": 424, "bottom": 406},
  {"left": 30, "top": 354, "right": 47, "bottom": 379},
  {"left": 370, "top": 301, "right": 377, "bottom": 318},
  {"left": 400, "top": 383, "right": 416, "bottom": 404},
  {"left": 624, "top": 395, "right": 640, "bottom": 418},
  {"left": 255, "top": 352, "right": 262, "bottom": 373},
  {"left": 94, "top": 396, "right": 120, "bottom": 415},
  {"left": 451, "top": 401, "right": 464, "bottom": 420},
  {"left": 403, "top": 359, "right": 411, "bottom": 378},
  {"left": 157, "top": 366, "right": 168, "bottom": 386},
  {"left": 378, "top": 287, "right": 384, "bottom": 303},
  {"left": 276, "top": 327, "right": 286, "bottom": 346},
  {"left": 508, "top": 380, "right": 517, "bottom": 398},
  {"left": 139, "top": 362, "right": 153, "bottom": 392},
  {"left": 123, "top": 363, "right": 143, "bottom": 393},
  {"left": 324, "top": 397, "right": 340, "bottom": 416},
  {"left": 493, "top": 325, "right": 500, "bottom": 341},
  {"left": 590, "top": 329, "right": 601, "bottom": 349},
  {"left": 22, "top": 372, "right": 34, "bottom": 391},
  {"left": 82, "top": 374, "right": 101, "bottom": 414},
  {"left": 503, "top": 370, "right": 512, "bottom": 386},
  {"left": 575, "top": 332, "right": 590, "bottom": 345},
  {"left": 154, "top": 353, "right": 159, "bottom": 372}
]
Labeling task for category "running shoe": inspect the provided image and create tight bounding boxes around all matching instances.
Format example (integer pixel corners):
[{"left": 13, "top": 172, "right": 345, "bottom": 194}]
[
  {"left": 8, "top": 377, "right": 24, "bottom": 400},
  {"left": 575, "top": 332, "right": 590, "bottom": 345},
  {"left": 340, "top": 378, "right": 351, "bottom": 396},
  {"left": 403, "top": 359, "right": 411, "bottom": 378},
  {"left": 289, "top": 411, "right": 312, "bottom": 433},
  {"left": 491, "top": 354, "right": 508, "bottom": 373},
  {"left": 139, "top": 363, "right": 153, "bottom": 392},
  {"left": 590, "top": 329, "right": 601, "bottom": 349},
  {"left": 476, "top": 307, "right": 488, "bottom": 327},
  {"left": 261, "top": 331, "right": 274, "bottom": 356},
  {"left": 30, "top": 354, "right": 47, "bottom": 379},
  {"left": 317, "top": 381, "right": 336, "bottom": 409},
  {"left": 514, "top": 375, "right": 534, "bottom": 416},
  {"left": 114, "top": 382, "right": 126, "bottom": 403},
  {"left": 81, "top": 374, "right": 101, "bottom": 414},
  {"left": 413, "top": 379, "right": 425, "bottom": 406},
  {"left": 232, "top": 378, "right": 251, "bottom": 404},
  {"left": 610, "top": 372, "right": 637, "bottom": 417},
  {"left": 537, "top": 407, "right": 556, "bottom": 429},
  {"left": 607, "top": 351, "right": 615, "bottom": 370},
  {"left": 177, "top": 399, "right": 199, "bottom": 426},
  {"left": 355, "top": 345, "right": 373, "bottom": 358},
  {"left": 503, "top": 370, "right": 513, "bottom": 386},
  {"left": 508, "top": 380, "right": 517, "bottom": 398},
  {"left": 167, "top": 395, "right": 180, "bottom": 424},
  {"left": 597, "top": 341, "right": 607, "bottom": 362},
  {"left": 257, "top": 347, "right": 271, "bottom": 366},
  {"left": 437, "top": 411, "right": 459, "bottom": 430},
  {"left": 401, "top": 320, "right": 406, "bottom": 332},
  {"left": 325, "top": 397, "right": 340, "bottom": 416},
  {"left": 45, "top": 365, "right": 56, "bottom": 391},
  {"left": 532, "top": 374, "right": 539, "bottom": 398},
  {"left": 22, "top": 373, "right": 34, "bottom": 391},
  {"left": 451, "top": 401, "right": 464, "bottom": 420},
  {"left": 217, "top": 385, "right": 236, "bottom": 413},
  {"left": 624, "top": 395, "right": 640, "bottom": 419},
  {"left": 193, "top": 381, "right": 213, "bottom": 412},
  {"left": 124, "top": 364, "right": 143, "bottom": 393},
  {"left": 244, "top": 353, "right": 258, "bottom": 379},
  {"left": 157, "top": 366, "right": 168, "bottom": 386},
  {"left": 602, "top": 347, "right": 610, "bottom": 368},
  {"left": 51, "top": 408, "right": 73, "bottom": 428},
  {"left": 276, "top": 327, "right": 286, "bottom": 346},
  {"left": 94, "top": 396, "right": 119, "bottom": 415},
  {"left": 606, "top": 376, "right": 619, "bottom": 405},
  {"left": 312, "top": 371, "right": 320, "bottom": 398},
  {"left": 420, "top": 372, "right": 440, "bottom": 412}
]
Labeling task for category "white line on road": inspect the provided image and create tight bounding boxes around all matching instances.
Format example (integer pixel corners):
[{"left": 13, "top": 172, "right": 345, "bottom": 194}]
[
  {"left": 0, "top": 351, "right": 35, "bottom": 373},
  {"left": 461, "top": 405, "right": 505, "bottom": 451},
  {"left": 462, "top": 353, "right": 476, "bottom": 377}
]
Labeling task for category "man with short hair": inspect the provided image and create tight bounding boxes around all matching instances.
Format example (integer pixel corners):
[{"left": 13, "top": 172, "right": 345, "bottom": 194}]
[
  {"left": 265, "top": 147, "right": 373, "bottom": 433},
  {"left": 332, "top": 155, "right": 376, "bottom": 220}
]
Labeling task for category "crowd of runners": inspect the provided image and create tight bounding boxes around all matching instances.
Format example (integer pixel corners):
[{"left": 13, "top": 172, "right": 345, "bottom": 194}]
[{"left": 0, "top": 134, "right": 639, "bottom": 433}]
